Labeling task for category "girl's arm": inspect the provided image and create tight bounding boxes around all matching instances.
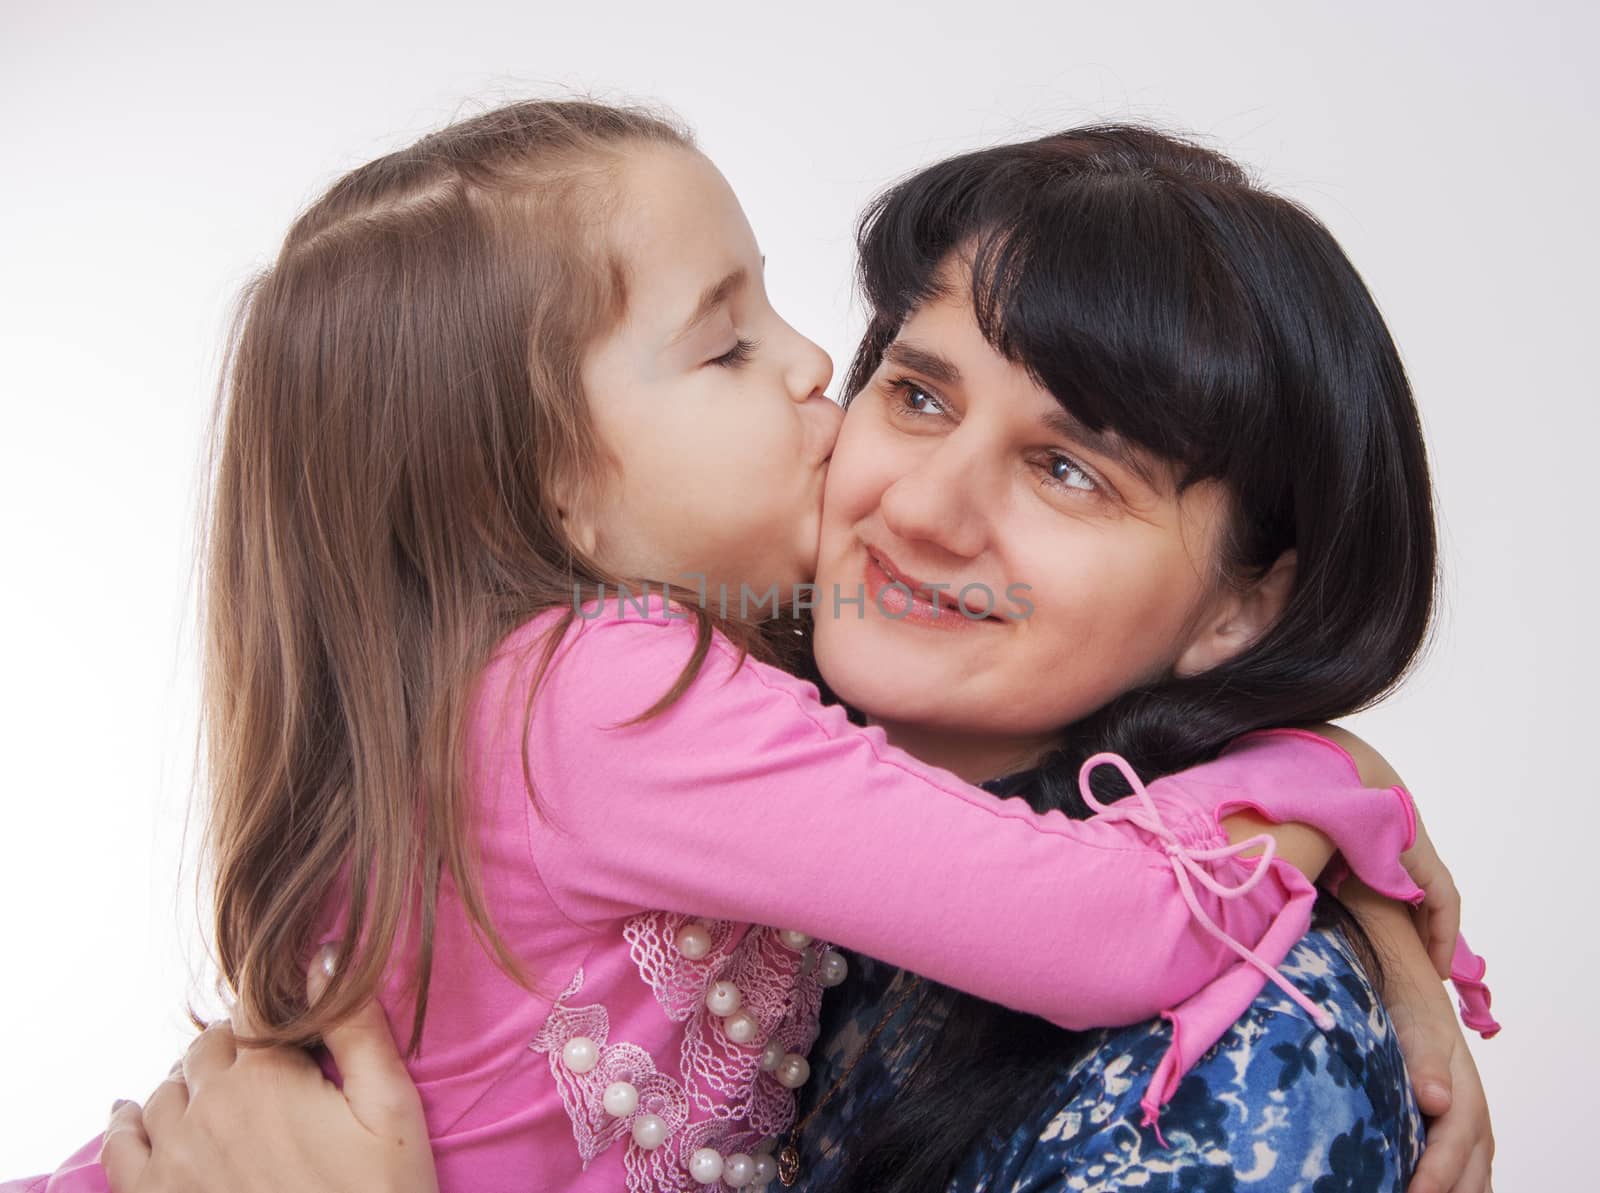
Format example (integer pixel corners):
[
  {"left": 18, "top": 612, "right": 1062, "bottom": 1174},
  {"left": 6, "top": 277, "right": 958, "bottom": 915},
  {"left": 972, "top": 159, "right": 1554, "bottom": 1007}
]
[{"left": 506, "top": 607, "right": 1425, "bottom": 1031}]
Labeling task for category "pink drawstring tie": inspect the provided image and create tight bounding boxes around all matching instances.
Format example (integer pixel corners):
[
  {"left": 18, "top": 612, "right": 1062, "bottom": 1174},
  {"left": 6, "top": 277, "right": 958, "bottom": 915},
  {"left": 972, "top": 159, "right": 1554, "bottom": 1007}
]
[{"left": 1079, "top": 753, "right": 1336, "bottom": 1033}]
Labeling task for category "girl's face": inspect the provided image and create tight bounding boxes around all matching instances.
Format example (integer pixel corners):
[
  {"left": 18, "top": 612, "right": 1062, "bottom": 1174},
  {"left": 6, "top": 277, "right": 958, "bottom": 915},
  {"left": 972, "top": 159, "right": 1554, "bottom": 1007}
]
[
  {"left": 813, "top": 282, "right": 1247, "bottom": 781},
  {"left": 574, "top": 147, "right": 840, "bottom": 600}
]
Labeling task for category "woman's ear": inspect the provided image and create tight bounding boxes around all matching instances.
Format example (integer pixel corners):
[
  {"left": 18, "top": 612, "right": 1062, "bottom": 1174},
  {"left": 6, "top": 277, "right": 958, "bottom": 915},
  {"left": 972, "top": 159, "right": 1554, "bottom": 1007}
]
[{"left": 1175, "top": 549, "right": 1297, "bottom": 678}]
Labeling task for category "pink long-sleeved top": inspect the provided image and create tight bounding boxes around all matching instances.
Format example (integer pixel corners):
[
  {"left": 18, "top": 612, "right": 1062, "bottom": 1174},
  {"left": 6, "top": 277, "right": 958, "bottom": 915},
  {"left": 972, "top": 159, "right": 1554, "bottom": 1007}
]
[{"left": 17, "top": 599, "right": 1443, "bottom": 1193}]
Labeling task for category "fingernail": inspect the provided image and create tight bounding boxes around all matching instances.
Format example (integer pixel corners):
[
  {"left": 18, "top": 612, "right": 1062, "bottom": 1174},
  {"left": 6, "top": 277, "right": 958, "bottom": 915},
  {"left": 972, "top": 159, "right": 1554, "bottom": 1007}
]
[
  {"left": 111, "top": 1099, "right": 132, "bottom": 1115},
  {"left": 308, "top": 942, "right": 339, "bottom": 1003}
]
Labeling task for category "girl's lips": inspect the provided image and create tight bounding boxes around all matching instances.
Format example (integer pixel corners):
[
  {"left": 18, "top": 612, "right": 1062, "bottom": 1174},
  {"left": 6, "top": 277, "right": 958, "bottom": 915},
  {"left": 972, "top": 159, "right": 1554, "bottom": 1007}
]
[{"left": 862, "top": 551, "right": 1000, "bottom": 631}]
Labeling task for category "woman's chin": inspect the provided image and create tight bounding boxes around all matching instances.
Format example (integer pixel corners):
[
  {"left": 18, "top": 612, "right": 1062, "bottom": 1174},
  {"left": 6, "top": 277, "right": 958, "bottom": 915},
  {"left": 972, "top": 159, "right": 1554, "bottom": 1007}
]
[{"left": 814, "top": 639, "right": 944, "bottom": 725}]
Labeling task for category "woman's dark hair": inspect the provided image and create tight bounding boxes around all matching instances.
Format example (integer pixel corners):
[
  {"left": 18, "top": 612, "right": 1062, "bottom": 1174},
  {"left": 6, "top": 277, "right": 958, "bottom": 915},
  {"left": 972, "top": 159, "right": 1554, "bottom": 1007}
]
[{"left": 834, "top": 125, "right": 1438, "bottom": 1193}]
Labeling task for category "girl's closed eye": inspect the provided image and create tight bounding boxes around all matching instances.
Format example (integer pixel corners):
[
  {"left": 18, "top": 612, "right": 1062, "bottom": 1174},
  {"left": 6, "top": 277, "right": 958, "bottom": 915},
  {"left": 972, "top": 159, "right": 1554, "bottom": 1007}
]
[{"left": 709, "top": 337, "right": 759, "bottom": 368}]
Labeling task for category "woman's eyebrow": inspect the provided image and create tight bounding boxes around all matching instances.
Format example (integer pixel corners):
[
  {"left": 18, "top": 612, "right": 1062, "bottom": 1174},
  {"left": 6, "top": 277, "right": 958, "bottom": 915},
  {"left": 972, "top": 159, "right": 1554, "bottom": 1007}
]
[
  {"left": 883, "top": 340, "right": 962, "bottom": 386},
  {"left": 1039, "top": 405, "right": 1161, "bottom": 488},
  {"left": 668, "top": 267, "right": 748, "bottom": 346}
]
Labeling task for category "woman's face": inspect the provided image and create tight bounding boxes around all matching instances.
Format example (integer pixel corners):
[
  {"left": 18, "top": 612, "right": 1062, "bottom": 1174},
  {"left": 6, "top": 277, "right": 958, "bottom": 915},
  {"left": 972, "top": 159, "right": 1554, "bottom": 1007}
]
[
  {"left": 575, "top": 146, "right": 840, "bottom": 601},
  {"left": 813, "top": 280, "right": 1239, "bottom": 781}
]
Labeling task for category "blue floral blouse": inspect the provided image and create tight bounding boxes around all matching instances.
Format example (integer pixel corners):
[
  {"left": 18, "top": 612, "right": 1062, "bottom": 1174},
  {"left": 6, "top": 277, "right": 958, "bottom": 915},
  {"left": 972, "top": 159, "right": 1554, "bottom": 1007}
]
[{"left": 790, "top": 925, "right": 1423, "bottom": 1191}]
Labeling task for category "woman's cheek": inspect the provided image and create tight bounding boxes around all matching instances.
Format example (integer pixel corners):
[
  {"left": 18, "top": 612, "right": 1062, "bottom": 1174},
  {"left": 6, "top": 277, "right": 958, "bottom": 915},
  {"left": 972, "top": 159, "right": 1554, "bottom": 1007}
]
[{"left": 819, "top": 429, "right": 889, "bottom": 526}]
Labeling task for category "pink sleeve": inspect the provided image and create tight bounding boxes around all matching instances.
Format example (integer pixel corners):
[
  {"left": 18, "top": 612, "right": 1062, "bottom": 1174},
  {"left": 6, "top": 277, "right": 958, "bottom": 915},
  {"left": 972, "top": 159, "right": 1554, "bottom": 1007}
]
[
  {"left": 501, "top": 609, "right": 1405, "bottom": 1033},
  {"left": 0, "top": 1133, "right": 109, "bottom": 1192},
  {"left": 1450, "top": 933, "right": 1501, "bottom": 1037},
  {"left": 1173, "top": 727, "right": 1426, "bottom": 904}
]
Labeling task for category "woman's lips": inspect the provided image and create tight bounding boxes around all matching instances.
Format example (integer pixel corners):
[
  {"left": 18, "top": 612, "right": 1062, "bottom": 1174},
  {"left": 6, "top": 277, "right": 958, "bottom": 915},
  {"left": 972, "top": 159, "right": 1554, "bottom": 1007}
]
[{"left": 862, "top": 550, "right": 1000, "bottom": 631}]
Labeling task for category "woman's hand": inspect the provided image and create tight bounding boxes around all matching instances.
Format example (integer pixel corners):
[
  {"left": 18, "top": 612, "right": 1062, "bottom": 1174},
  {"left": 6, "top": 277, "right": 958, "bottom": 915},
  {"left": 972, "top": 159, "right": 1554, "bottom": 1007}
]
[
  {"left": 100, "top": 955, "right": 437, "bottom": 1193},
  {"left": 1343, "top": 878, "right": 1495, "bottom": 1193},
  {"left": 1397, "top": 811, "right": 1463, "bottom": 979}
]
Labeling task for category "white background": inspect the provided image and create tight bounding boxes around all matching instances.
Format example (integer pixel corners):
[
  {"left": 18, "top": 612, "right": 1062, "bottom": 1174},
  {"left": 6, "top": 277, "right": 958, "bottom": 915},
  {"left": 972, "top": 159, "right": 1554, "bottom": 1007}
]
[{"left": 3, "top": 1, "right": 1594, "bottom": 1184}]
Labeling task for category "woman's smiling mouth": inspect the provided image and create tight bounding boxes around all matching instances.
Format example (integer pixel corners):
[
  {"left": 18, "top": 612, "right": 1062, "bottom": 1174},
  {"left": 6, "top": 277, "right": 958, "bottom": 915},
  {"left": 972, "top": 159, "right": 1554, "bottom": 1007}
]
[{"left": 862, "top": 546, "right": 1008, "bottom": 629}]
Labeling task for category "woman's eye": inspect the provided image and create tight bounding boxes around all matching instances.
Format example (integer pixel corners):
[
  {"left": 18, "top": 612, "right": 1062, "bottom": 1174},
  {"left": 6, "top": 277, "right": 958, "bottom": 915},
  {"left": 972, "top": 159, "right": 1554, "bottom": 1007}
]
[
  {"left": 889, "top": 379, "right": 946, "bottom": 417},
  {"left": 1044, "top": 453, "right": 1098, "bottom": 492},
  {"left": 709, "top": 337, "right": 758, "bottom": 368}
]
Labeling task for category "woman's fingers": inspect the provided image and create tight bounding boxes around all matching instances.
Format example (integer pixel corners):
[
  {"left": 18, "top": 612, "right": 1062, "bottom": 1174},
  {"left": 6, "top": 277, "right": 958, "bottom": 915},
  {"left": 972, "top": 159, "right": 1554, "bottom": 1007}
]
[
  {"left": 1408, "top": 1120, "right": 1468, "bottom": 1193},
  {"left": 1390, "top": 994, "right": 1454, "bottom": 1117},
  {"left": 305, "top": 947, "right": 424, "bottom": 1138},
  {"left": 99, "top": 1099, "right": 152, "bottom": 1192},
  {"left": 320, "top": 998, "right": 419, "bottom": 1132},
  {"left": 1424, "top": 865, "right": 1461, "bottom": 979},
  {"left": 140, "top": 1062, "right": 191, "bottom": 1141},
  {"left": 1404, "top": 1026, "right": 1493, "bottom": 1193},
  {"left": 1459, "top": 1139, "right": 1493, "bottom": 1193},
  {"left": 180, "top": 1021, "right": 238, "bottom": 1098},
  {"left": 1400, "top": 817, "right": 1461, "bottom": 979}
]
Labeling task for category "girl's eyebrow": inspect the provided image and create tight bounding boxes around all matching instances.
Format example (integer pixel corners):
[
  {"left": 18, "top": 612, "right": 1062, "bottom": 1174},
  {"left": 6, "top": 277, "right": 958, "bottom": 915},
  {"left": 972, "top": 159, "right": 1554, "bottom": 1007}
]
[{"left": 669, "top": 267, "right": 747, "bottom": 346}]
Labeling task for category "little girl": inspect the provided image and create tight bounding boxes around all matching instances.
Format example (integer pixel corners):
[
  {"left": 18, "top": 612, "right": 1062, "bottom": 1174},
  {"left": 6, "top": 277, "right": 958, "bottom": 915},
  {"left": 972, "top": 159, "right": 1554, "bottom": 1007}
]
[{"left": 9, "top": 101, "right": 1459, "bottom": 1193}]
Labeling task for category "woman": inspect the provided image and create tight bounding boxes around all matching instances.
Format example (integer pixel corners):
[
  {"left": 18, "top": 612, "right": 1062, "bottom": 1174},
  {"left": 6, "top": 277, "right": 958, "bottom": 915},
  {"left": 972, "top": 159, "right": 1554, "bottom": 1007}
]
[
  {"left": 795, "top": 124, "right": 1497, "bottom": 1192},
  {"left": 96, "top": 123, "right": 1492, "bottom": 1191}
]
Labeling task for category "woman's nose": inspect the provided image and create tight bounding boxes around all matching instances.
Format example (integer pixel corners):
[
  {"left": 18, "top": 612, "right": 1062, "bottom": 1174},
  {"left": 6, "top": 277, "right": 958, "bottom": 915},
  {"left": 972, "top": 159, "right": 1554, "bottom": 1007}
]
[{"left": 877, "top": 439, "right": 989, "bottom": 559}]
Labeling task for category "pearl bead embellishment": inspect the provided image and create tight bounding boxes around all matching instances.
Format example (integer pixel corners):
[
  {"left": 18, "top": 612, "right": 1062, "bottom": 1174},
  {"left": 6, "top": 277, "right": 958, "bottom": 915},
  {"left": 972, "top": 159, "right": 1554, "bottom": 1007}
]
[
  {"left": 759, "top": 1040, "right": 784, "bottom": 1071},
  {"left": 775, "top": 1053, "right": 811, "bottom": 1089},
  {"left": 675, "top": 922, "right": 712, "bottom": 960},
  {"left": 753, "top": 1153, "right": 778, "bottom": 1184},
  {"left": 723, "top": 1009, "right": 760, "bottom": 1044},
  {"left": 777, "top": 929, "right": 812, "bottom": 950},
  {"left": 705, "top": 980, "right": 742, "bottom": 1017},
  {"left": 688, "top": 1147, "right": 725, "bottom": 1184},
  {"left": 631, "top": 1113, "right": 668, "bottom": 1150},
  {"left": 723, "top": 1152, "right": 756, "bottom": 1187},
  {"left": 602, "top": 1080, "right": 639, "bottom": 1118},
  {"left": 799, "top": 947, "right": 819, "bottom": 977},
  {"left": 560, "top": 1036, "right": 599, "bottom": 1073},
  {"left": 817, "top": 948, "right": 849, "bottom": 988}
]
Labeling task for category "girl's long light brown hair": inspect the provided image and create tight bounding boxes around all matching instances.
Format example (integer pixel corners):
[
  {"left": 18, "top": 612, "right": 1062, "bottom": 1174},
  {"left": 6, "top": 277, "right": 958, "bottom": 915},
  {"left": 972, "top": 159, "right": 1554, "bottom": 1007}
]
[{"left": 204, "top": 99, "right": 770, "bottom": 1052}]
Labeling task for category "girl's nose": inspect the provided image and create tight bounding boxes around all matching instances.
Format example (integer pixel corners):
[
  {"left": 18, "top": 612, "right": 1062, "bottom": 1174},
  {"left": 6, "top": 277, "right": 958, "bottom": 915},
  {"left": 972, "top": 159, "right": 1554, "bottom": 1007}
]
[{"left": 787, "top": 332, "right": 834, "bottom": 405}]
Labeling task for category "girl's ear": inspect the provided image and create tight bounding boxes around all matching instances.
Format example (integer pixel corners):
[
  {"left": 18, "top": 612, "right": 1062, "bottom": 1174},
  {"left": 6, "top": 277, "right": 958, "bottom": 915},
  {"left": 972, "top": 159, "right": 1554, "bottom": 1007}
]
[
  {"left": 549, "top": 467, "right": 602, "bottom": 559},
  {"left": 558, "top": 503, "right": 600, "bottom": 559},
  {"left": 1175, "top": 549, "right": 1297, "bottom": 678},
  {"left": 558, "top": 503, "right": 599, "bottom": 558}
]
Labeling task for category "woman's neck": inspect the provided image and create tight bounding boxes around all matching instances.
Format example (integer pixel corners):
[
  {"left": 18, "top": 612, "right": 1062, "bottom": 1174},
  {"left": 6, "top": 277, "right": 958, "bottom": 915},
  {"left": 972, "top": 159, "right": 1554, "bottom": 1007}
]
[{"left": 871, "top": 718, "right": 1057, "bottom": 785}]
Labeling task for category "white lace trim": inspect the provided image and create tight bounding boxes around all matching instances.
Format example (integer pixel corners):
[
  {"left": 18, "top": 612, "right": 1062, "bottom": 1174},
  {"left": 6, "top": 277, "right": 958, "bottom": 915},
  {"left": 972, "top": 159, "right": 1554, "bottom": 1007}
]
[
  {"left": 625, "top": 913, "right": 829, "bottom": 1129},
  {"left": 532, "top": 916, "right": 832, "bottom": 1190},
  {"left": 529, "top": 968, "right": 691, "bottom": 1169}
]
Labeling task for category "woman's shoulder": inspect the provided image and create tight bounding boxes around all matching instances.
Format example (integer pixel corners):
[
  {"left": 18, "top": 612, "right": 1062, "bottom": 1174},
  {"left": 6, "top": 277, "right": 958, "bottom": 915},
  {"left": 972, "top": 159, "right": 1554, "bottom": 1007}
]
[{"left": 955, "top": 927, "right": 1423, "bottom": 1192}]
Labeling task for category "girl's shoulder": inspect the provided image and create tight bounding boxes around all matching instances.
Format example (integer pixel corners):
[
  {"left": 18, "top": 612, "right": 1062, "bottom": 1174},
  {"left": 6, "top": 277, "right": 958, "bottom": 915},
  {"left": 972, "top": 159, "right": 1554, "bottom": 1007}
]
[
  {"left": 499, "top": 585, "right": 768, "bottom": 668},
  {"left": 475, "top": 594, "right": 829, "bottom": 761}
]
